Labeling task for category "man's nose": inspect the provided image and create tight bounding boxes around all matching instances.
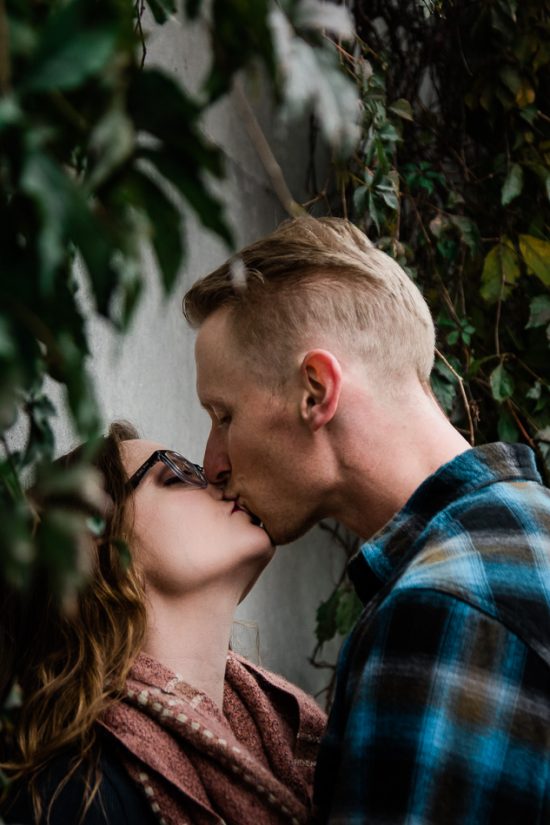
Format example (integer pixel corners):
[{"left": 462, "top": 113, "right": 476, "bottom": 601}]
[{"left": 203, "top": 429, "right": 231, "bottom": 486}]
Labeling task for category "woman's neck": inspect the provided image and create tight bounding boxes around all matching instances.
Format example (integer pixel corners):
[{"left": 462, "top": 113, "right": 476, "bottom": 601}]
[{"left": 141, "top": 586, "right": 238, "bottom": 709}]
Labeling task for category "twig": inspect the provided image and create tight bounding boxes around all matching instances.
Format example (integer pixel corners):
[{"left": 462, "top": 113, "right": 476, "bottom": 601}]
[
  {"left": 435, "top": 347, "right": 475, "bottom": 445},
  {"left": 134, "top": 0, "right": 147, "bottom": 68},
  {"left": 233, "top": 77, "right": 305, "bottom": 218},
  {"left": 0, "top": 0, "right": 11, "bottom": 95}
]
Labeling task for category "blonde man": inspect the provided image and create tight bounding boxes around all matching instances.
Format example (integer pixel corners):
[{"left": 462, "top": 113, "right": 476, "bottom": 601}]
[{"left": 184, "top": 217, "right": 550, "bottom": 824}]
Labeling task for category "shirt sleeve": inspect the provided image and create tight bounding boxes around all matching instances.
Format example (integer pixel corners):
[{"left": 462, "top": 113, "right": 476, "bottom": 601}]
[{"left": 314, "top": 588, "right": 549, "bottom": 824}]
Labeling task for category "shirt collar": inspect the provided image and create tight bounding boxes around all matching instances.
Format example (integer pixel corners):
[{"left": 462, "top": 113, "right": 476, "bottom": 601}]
[{"left": 348, "top": 442, "right": 542, "bottom": 605}]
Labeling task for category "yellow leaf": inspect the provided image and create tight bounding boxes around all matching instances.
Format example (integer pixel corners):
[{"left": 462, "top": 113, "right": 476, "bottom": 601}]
[
  {"left": 481, "top": 238, "right": 520, "bottom": 303},
  {"left": 516, "top": 83, "right": 536, "bottom": 108},
  {"left": 519, "top": 235, "right": 550, "bottom": 287}
]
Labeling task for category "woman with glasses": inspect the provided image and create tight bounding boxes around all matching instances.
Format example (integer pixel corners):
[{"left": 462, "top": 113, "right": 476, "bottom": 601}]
[{"left": 2, "top": 422, "right": 326, "bottom": 825}]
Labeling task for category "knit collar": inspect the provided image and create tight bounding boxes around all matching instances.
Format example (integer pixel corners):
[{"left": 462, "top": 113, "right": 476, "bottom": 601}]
[{"left": 348, "top": 442, "right": 541, "bottom": 606}]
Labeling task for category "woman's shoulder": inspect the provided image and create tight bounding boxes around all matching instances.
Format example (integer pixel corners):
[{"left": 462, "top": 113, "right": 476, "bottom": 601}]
[{"left": 1, "top": 736, "right": 157, "bottom": 825}]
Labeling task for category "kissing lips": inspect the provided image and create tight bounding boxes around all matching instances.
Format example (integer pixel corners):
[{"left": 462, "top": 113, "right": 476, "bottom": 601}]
[{"left": 231, "top": 501, "right": 263, "bottom": 528}]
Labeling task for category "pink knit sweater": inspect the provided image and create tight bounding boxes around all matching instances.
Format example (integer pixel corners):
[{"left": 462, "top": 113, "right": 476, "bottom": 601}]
[{"left": 100, "top": 652, "right": 327, "bottom": 824}]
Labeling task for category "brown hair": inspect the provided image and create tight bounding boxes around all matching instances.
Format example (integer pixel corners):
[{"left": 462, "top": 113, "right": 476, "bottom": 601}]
[
  {"left": 184, "top": 216, "right": 435, "bottom": 385},
  {"left": 1, "top": 421, "right": 147, "bottom": 821}
]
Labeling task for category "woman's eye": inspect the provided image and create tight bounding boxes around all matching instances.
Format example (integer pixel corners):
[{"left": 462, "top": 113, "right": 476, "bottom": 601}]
[{"left": 163, "top": 476, "right": 185, "bottom": 487}]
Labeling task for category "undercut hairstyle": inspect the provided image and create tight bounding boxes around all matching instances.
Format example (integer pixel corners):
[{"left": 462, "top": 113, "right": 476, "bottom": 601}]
[
  {"left": 1, "top": 421, "right": 147, "bottom": 823},
  {"left": 183, "top": 216, "right": 436, "bottom": 386}
]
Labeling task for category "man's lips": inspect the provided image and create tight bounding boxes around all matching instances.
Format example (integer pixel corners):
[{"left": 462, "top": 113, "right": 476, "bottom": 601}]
[{"left": 231, "top": 500, "right": 263, "bottom": 527}]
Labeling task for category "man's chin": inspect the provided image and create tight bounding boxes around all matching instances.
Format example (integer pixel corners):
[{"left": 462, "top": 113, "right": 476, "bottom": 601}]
[{"left": 265, "top": 519, "right": 313, "bottom": 547}]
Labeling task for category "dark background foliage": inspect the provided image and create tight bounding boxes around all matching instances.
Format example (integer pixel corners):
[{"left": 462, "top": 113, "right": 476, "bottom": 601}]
[
  {"left": 0, "top": 0, "right": 359, "bottom": 761},
  {"left": 312, "top": 0, "right": 550, "bottom": 700}
]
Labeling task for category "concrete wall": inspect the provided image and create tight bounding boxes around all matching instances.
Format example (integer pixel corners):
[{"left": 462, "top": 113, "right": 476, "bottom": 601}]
[{"left": 19, "top": 10, "right": 345, "bottom": 700}]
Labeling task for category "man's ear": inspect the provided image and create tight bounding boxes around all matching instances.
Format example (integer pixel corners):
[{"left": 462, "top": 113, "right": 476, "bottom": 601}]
[{"left": 299, "top": 350, "right": 342, "bottom": 431}]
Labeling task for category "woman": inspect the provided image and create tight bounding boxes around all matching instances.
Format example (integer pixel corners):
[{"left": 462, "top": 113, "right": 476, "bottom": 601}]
[{"left": 1, "top": 422, "right": 326, "bottom": 824}]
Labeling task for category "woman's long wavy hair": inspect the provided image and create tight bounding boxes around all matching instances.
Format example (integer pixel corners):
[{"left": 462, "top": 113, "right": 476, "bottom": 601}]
[{"left": 1, "top": 421, "right": 147, "bottom": 821}]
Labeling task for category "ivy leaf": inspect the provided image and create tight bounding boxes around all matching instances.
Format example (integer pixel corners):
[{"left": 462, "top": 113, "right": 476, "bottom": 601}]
[
  {"left": 294, "top": 0, "right": 354, "bottom": 39},
  {"left": 449, "top": 215, "right": 480, "bottom": 254},
  {"left": 480, "top": 238, "right": 520, "bottom": 303},
  {"left": 269, "top": 7, "right": 360, "bottom": 153},
  {"left": 335, "top": 589, "right": 363, "bottom": 636},
  {"left": 501, "top": 163, "right": 524, "bottom": 206},
  {"left": 353, "top": 185, "right": 369, "bottom": 216},
  {"left": 140, "top": 147, "right": 233, "bottom": 247},
  {"left": 86, "top": 108, "right": 134, "bottom": 192},
  {"left": 497, "top": 408, "right": 519, "bottom": 443},
  {"left": 431, "top": 362, "right": 457, "bottom": 414},
  {"left": 490, "top": 363, "right": 515, "bottom": 403},
  {"left": 375, "top": 181, "right": 398, "bottom": 211},
  {"left": 146, "top": 0, "right": 176, "bottom": 24},
  {"left": 22, "top": 0, "right": 118, "bottom": 93},
  {"left": 519, "top": 235, "right": 550, "bottom": 287},
  {"left": 182, "top": 0, "right": 202, "bottom": 17},
  {"left": 132, "top": 171, "right": 184, "bottom": 293},
  {"left": 388, "top": 98, "right": 413, "bottom": 121},
  {"left": 526, "top": 295, "right": 550, "bottom": 329},
  {"left": 315, "top": 588, "right": 340, "bottom": 644}
]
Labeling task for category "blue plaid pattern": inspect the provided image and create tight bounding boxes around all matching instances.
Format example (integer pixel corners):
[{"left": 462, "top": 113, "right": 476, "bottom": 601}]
[{"left": 314, "top": 443, "right": 550, "bottom": 824}]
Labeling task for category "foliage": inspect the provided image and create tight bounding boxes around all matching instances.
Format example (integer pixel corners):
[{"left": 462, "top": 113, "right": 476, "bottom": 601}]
[
  {"left": 313, "top": 0, "right": 550, "bottom": 665},
  {"left": 0, "top": 0, "right": 360, "bottom": 747}
]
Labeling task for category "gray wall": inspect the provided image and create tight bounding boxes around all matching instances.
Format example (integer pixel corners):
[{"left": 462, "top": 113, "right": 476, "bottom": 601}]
[{"left": 16, "top": 10, "right": 344, "bottom": 700}]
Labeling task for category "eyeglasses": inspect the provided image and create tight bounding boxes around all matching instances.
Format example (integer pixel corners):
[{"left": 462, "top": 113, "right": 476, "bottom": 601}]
[{"left": 126, "top": 449, "right": 208, "bottom": 492}]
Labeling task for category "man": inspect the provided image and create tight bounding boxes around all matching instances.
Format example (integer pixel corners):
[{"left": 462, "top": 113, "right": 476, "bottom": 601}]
[{"left": 184, "top": 217, "right": 550, "bottom": 823}]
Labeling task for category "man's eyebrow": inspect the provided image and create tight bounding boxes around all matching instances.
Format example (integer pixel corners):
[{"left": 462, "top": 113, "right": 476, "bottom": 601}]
[{"left": 198, "top": 393, "right": 226, "bottom": 409}]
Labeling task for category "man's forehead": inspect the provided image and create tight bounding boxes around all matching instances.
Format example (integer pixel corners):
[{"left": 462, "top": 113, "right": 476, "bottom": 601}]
[
  {"left": 195, "top": 307, "right": 234, "bottom": 360},
  {"left": 195, "top": 310, "right": 240, "bottom": 399}
]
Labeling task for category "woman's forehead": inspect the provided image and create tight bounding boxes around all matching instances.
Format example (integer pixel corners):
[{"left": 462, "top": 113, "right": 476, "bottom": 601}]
[{"left": 120, "top": 438, "right": 166, "bottom": 476}]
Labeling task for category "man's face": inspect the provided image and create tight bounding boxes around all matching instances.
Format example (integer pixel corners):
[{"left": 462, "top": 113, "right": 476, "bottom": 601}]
[{"left": 195, "top": 308, "right": 319, "bottom": 545}]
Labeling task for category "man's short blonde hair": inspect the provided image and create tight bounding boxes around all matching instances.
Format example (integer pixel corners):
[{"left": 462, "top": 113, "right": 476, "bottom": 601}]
[{"left": 183, "top": 216, "right": 435, "bottom": 385}]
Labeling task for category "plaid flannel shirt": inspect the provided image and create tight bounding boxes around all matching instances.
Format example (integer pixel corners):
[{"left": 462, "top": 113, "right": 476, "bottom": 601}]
[{"left": 314, "top": 443, "right": 550, "bottom": 825}]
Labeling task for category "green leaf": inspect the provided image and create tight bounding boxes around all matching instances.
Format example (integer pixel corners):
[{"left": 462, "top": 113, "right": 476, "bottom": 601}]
[
  {"left": 497, "top": 408, "right": 519, "bottom": 442},
  {"left": 86, "top": 108, "right": 134, "bottom": 192},
  {"left": 499, "top": 65, "right": 521, "bottom": 95},
  {"left": 375, "top": 182, "right": 398, "bottom": 211},
  {"left": 294, "top": 1, "right": 354, "bottom": 39},
  {"left": 335, "top": 589, "right": 363, "bottom": 636},
  {"left": 449, "top": 215, "right": 480, "bottom": 254},
  {"left": 140, "top": 148, "right": 233, "bottom": 247},
  {"left": 183, "top": 0, "right": 203, "bottom": 18},
  {"left": 204, "top": 0, "right": 273, "bottom": 101},
  {"left": 315, "top": 589, "right": 340, "bottom": 644},
  {"left": 431, "top": 371, "right": 457, "bottom": 414},
  {"left": 526, "top": 295, "right": 550, "bottom": 329},
  {"left": 133, "top": 171, "right": 184, "bottom": 293},
  {"left": 490, "top": 363, "right": 515, "bottom": 403},
  {"left": 480, "top": 238, "right": 520, "bottom": 303},
  {"left": 270, "top": 9, "right": 360, "bottom": 153},
  {"left": 388, "top": 98, "right": 413, "bottom": 121},
  {"left": 20, "top": 149, "right": 120, "bottom": 315},
  {"left": 22, "top": 1, "right": 118, "bottom": 93},
  {"left": 501, "top": 163, "right": 524, "bottom": 206},
  {"left": 519, "top": 234, "right": 550, "bottom": 287},
  {"left": 146, "top": 0, "right": 176, "bottom": 24}
]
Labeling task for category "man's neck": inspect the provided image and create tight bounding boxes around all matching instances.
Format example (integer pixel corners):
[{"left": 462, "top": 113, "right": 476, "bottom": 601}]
[{"left": 329, "top": 382, "right": 471, "bottom": 539}]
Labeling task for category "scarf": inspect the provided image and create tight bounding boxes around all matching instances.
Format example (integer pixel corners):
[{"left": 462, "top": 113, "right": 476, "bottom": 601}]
[{"left": 100, "top": 652, "right": 327, "bottom": 824}]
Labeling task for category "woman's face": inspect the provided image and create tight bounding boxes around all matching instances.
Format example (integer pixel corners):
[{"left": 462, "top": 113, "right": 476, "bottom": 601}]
[{"left": 120, "top": 439, "right": 275, "bottom": 600}]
